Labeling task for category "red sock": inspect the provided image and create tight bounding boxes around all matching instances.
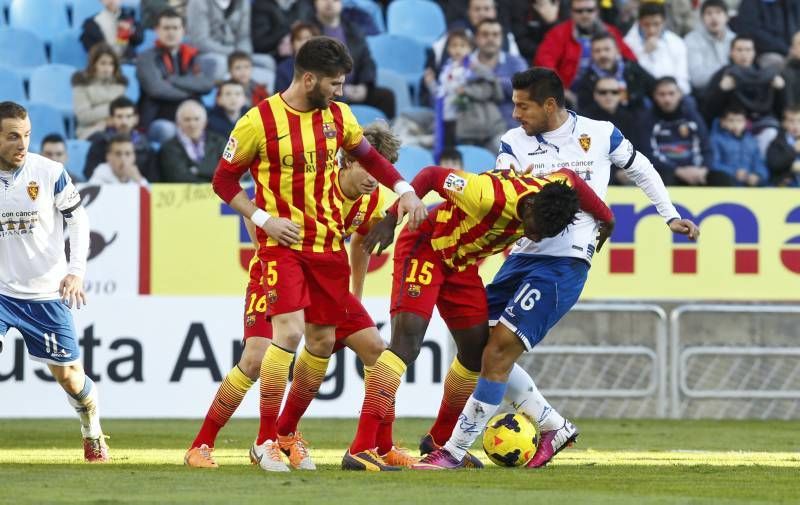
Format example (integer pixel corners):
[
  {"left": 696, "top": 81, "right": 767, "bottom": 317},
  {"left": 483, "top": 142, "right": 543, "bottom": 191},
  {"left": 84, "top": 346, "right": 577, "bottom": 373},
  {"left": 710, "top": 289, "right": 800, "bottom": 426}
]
[
  {"left": 256, "top": 345, "right": 294, "bottom": 445},
  {"left": 428, "top": 357, "right": 479, "bottom": 445},
  {"left": 349, "top": 351, "right": 406, "bottom": 453},
  {"left": 276, "top": 347, "right": 329, "bottom": 436},
  {"left": 376, "top": 401, "right": 395, "bottom": 455},
  {"left": 191, "top": 365, "right": 254, "bottom": 448}
]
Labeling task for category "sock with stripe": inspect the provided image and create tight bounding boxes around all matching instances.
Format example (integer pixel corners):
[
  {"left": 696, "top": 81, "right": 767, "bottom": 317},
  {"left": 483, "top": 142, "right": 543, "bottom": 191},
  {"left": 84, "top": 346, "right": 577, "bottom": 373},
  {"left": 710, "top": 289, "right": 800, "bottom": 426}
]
[
  {"left": 256, "top": 344, "right": 295, "bottom": 445},
  {"left": 506, "top": 363, "right": 564, "bottom": 432},
  {"left": 349, "top": 350, "right": 406, "bottom": 454},
  {"left": 369, "top": 363, "right": 397, "bottom": 455},
  {"left": 192, "top": 365, "right": 255, "bottom": 448},
  {"left": 443, "top": 377, "right": 506, "bottom": 461},
  {"left": 427, "top": 357, "right": 480, "bottom": 446},
  {"left": 276, "top": 347, "right": 330, "bottom": 436},
  {"left": 66, "top": 375, "right": 102, "bottom": 439}
]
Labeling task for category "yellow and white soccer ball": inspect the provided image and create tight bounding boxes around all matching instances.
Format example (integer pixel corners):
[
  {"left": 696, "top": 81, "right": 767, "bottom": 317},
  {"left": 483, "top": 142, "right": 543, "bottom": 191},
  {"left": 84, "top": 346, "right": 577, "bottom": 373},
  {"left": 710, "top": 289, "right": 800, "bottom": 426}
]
[{"left": 482, "top": 413, "right": 539, "bottom": 467}]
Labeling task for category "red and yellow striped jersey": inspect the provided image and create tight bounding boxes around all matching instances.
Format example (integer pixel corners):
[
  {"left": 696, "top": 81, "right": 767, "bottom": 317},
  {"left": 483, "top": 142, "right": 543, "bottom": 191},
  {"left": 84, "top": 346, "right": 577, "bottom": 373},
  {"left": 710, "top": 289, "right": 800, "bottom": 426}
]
[
  {"left": 219, "top": 94, "right": 364, "bottom": 252},
  {"left": 420, "top": 167, "right": 579, "bottom": 271},
  {"left": 341, "top": 186, "right": 387, "bottom": 237}
]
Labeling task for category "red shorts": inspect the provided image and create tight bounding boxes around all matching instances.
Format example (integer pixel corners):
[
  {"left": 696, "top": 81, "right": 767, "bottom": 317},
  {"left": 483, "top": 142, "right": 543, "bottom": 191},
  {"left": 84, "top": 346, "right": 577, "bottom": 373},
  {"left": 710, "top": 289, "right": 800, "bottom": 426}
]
[
  {"left": 258, "top": 246, "right": 351, "bottom": 326},
  {"left": 390, "top": 228, "right": 487, "bottom": 330}
]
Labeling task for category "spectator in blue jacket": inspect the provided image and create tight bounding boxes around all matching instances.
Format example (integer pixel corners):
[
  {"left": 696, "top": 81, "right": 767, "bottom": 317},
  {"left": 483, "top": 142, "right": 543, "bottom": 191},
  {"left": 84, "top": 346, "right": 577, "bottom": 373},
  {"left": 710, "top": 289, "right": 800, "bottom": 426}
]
[{"left": 710, "top": 106, "right": 768, "bottom": 187}]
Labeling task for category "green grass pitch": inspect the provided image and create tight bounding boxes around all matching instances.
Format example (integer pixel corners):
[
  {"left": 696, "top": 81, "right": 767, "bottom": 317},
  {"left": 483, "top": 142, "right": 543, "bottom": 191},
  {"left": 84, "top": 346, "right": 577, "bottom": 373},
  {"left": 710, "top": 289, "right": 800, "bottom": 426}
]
[{"left": 1, "top": 418, "right": 798, "bottom": 504}]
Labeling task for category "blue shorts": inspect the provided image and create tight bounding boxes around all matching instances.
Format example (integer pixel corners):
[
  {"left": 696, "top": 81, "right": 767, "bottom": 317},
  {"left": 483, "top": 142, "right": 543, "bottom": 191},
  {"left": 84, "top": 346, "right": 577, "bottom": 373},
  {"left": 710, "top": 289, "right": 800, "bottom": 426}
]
[
  {"left": 487, "top": 255, "right": 589, "bottom": 351},
  {"left": 0, "top": 294, "right": 80, "bottom": 366}
]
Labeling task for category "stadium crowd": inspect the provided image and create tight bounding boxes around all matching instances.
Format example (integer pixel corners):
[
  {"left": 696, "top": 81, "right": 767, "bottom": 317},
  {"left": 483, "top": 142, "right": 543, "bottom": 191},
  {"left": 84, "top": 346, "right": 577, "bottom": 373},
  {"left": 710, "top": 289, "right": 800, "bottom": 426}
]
[{"left": 2, "top": 0, "right": 800, "bottom": 187}]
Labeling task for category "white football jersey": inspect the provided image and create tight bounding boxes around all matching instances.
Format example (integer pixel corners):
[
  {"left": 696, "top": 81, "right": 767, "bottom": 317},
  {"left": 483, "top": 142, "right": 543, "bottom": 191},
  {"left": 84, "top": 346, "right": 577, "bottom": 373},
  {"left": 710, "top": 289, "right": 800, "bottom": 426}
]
[
  {"left": 0, "top": 153, "right": 83, "bottom": 300},
  {"left": 496, "top": 112, "right": 679, "bottom": 263}
]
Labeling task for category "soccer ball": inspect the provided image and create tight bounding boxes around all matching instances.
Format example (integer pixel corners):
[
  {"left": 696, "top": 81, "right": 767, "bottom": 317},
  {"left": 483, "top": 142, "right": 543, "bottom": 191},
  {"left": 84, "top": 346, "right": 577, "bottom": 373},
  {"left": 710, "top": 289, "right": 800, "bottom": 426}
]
[{"left": 482, "top": 413, "right": 539, "bottom": 467}]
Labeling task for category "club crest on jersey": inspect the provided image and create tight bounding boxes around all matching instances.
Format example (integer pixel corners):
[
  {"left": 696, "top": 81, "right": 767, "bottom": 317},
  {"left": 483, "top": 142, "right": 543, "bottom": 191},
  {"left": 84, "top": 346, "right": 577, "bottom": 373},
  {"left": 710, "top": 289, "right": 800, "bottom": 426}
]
[
  {"left": 407, "top": 283, "right": 421, "bottom": 298},
  {"left": 352, "top": 211, "right": 365, "bottom": 227},
  {"left": 246, "top": 314, "right": 256, "bottom": 327},
  {"left": 27, "top": 181, "right": 39, "bottom": 201},
  {"left": 323, "top": 122, "right": 337, "bottom": 139},
  {"left": 578, "top": 133, "right": 591, "bottom": 153},
  {"left": 267, "top": 289, "right": 278, "bottom": 304},
  {"left": 222, "top": 136, "right": 238, "bottom": 162}
]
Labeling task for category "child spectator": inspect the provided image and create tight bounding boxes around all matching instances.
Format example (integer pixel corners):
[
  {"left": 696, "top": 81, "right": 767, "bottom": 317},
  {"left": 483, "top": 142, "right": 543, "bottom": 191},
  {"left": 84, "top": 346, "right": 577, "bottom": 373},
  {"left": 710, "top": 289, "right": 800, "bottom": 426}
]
[
  {"left": 89, "top": 133, "right": 148, "bottom": 185},
  {"left": 766, "top": 106, "right": 800, "bottom": 187},
  {"left": 710, "top": 106, "right": 767, "bottom": 187},
  {"left": 71, "top": 43, "right": 128, "bottom": 139},
  {"left": 438, "top": 146, "right": 464, "bottom": 170},
  {"left": 207, "top": 80, "right": 248, "bottom": 138},
  {"left": 228, "top": 51, "right": 269, "bottom": 106}
]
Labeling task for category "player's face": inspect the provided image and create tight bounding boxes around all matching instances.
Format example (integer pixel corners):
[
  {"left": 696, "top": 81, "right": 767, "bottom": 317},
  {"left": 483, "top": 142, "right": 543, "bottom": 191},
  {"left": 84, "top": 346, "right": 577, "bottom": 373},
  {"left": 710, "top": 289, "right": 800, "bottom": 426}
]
[
  {"left": 638, "top": 15, "right": 664, "bottom": 39},
  {"left": 730, "top": 40, "right": 755, "bottom": 67},
  {"left": 702, "top": 6, "right": 728, "bottom": 36},
  {"left": 520, "top": 205, "right": 543, "bottom": 242},
  {"left": 230, "top": 59, "right": 252, "bottom": 84},
  {"left": 111, "top": 107, "right": 138, "bottom": 134},
  {"left": 0, "top": 117, "right": 31, "bottom": 170},
  {"left": 512, "top": 89, "right": 550, "bottom": 136},
  {"left": 591, "top": 39, "right": 617, "bottom": 70},
  {"left": 41, "top": 142, "right": 68, "bottom": 164},
  {"left": 156, "top": 17, "right": 184, "bottom": 49},
  {"left": 306, "top": 73, "right": 345, "bottom": 109},
  {"left": 339, "top": 158, "right": 376, "bottom": 198},
  {"left": 571, "top": 0, "right": 598, "bottom": 30}
]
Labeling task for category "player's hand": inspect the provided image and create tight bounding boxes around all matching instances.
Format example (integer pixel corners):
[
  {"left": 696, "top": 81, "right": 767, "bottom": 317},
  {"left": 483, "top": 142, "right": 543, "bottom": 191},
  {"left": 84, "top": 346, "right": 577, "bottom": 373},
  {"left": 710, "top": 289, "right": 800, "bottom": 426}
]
[
  {"left": 596, "top": 218, "right": 615, "bottom": 252},
  {"left": 59, "top": 274, "right": 87, "bottom": 309},
  {"left": 357, "top": 175, "right": 379, "bottom": 195},
  {"left": 669, "top": 219, "right": 700, "bottom": 240},
  {"left": 509, "top": 162, "right": 535, "bottom": 176},
  {"left": 262, "top": 217, "right": 301, "bottom": 246},
  {"left": 396, "top": 192, "right": 427, "bottom": 231},
  {"left": 363, "top": 213, "right": 398, "bottom": 255}
]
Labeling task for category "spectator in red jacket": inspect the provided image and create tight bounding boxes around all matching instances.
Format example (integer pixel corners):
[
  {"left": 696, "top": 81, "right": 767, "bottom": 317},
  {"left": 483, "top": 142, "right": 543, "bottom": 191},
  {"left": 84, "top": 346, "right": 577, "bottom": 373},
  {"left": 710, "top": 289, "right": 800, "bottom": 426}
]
[{"left": 533, "top": 0, "right": 635, "bottom": 93}]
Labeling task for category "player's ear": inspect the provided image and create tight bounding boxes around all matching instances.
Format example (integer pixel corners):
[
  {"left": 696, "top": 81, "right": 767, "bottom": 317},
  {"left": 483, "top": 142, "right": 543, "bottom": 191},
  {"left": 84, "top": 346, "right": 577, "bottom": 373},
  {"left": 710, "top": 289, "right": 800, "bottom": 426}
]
[{"left": 303, "top": 71, "right": 317, "bottom": 90}]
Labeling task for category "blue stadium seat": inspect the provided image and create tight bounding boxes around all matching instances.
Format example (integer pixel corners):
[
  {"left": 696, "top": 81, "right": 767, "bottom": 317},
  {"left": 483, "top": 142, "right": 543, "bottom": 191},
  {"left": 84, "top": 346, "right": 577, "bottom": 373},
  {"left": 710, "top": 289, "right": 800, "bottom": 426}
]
[
  {"left": 0, "top": 28, "right": 48, "bottom": 79},
  {"left": 395, "top": 145, "right": 433, "bottom": 180},
  {"left": 29, "top": 64, "right": 77, "bottom": 118},
  {"left": 9, "top": 0, "right": 70, "bottom": 43},
  {"left": 344, "top": 0, "right": 384, "bottom": 33},
  {"left": 456, "top": 145, "right": 497, "bottom": 173},
  {"left": 376, "top": 68, "right": 412, "bottom": 114},
  {"left": 65, "top": 138, "right": 90, "bottom": 181},
  {"left": 70, "top": 0, "right": 100, "bottom": 27},
  {"left": 121, "top": 64, "right": 139, "bottom": 102},
  {"left": 201, "top": 89, "right": 216, "bottom": 108},
  {"left": 27, "top": 102, "right": 68, "bottom": 150},
  {"left": 367, "top": 34, "right": 426, "bottom": 96},
  {"left": 51, "top": 30, "right": 87, "bottom": 68},
  {"left": 387, "top": 0, "right": 445, "bottom": 47},
  {"left": 137, "top": 28, "right": 157, "bottom": 54},
  {"left": 349, "top": 104, "right": 387, "bottom": 125},
  {"left": 0, "top": 65, "right": 26, "bottom": 102}
]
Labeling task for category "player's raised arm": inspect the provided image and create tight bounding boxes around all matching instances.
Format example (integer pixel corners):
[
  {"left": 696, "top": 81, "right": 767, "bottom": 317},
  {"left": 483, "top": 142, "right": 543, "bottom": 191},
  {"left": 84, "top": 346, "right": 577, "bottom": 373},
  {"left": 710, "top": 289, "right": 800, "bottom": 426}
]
[
  {"left": 608, "top": 127, "right": 699, "bottom": 240},
  {"left": 54, "top": 170, "right": 89, "bottom": 308}
]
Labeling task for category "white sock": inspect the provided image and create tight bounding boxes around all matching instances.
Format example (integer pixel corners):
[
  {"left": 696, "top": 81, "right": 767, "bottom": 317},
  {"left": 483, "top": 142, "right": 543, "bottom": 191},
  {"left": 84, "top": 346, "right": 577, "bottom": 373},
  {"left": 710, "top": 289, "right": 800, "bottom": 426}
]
[
  {"left": 66, "top": 376, "right": 103, "bottom": 439},
  {"left": 443, "top": 396, "right": 499, "bottom": 461},
  {"left": 506, "top": 363, "right": 564, "bottom": 432}
]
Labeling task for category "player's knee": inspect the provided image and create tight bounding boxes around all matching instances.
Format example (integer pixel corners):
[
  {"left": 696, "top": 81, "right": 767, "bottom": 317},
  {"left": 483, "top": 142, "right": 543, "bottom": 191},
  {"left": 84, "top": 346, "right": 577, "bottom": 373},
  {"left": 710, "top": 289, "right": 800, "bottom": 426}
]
[
  {"left": 238, "top": 355, "right": 261, "bottom": 379},
  {"left": 359, "top": 337, "right": 386, "bottom": 366}
]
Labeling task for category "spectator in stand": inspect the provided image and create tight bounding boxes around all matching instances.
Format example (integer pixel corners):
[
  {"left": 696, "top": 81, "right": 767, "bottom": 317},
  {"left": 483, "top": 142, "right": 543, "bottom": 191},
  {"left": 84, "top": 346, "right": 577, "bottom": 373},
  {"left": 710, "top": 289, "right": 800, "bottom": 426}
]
[
  {"left": 574, "top": 33, "right": 655, "bottom": 111},
  {"left": 274, "top": 22, "right": 320, "bottom": 93},
  {"left": 85, "top": 97, "right": 158, "bottom": 181},
  {"left": 251, "top": 0, "right": 314, "bottom": 60},
  {"left": 642, "top": 77, "right": 728, "bottom": 186},
  {"left": 40, "top": 134, "right": 83, "bottom": 181},
  {"left": 766, "top": 106, "right": 800, "bottom": 187},
  {"left": 624, "top": 2, "right": 690, "bottom": 94},
  {"left": 684, "top": 0, "right": 736, "bottom": 95},
  {"left": 158, "top": 100, "right": 226, "bottom": 182},
  {"left": 80, "top": 0, "right": 143, "bottom": 62},
  {"left": 185, "top": 0, "right": 276, "bottom": 89},
  {"left": 228, "top": 51, "right": 269, "bottom": 106},
  {"left": 782, "top": 32, "right": 800, "bottom": 109},
  {"left": 207, "top": 80, "right": 247, "bottom": 138},
  {"left": 310, "top": 0, "right": 395, "bottom": 119},
  {"left": 582, "top": 76, "right": 645, "bottom": 185},
  {"left": 510, "top": 0, "right": 570, "bottom": 63},
  {"left": 71, "top": 43, "right": 128, "bottom": 140},
  {"left": 142, "top": 0, "right": 188, "bottom": 28},
  {"left": 438, "top": 146, "right": 465, "bottom": 170},
  {"left": 704, "top": 35, "right": 785, "bottom": 152},
  {"left": 136, "top": 8, "right": 215, "bottom": 128},
  {"left": 89, "top": 134, "right": 148, "bottom": 185},
  {"left": 534, "top": 0, "right": 635, "bottom": 91},
  {"left": 731, "top": 0, "right": 800, "bottom": 70},
  {"left": 710, "top": 105, "right": 767, "bottom": 186}
]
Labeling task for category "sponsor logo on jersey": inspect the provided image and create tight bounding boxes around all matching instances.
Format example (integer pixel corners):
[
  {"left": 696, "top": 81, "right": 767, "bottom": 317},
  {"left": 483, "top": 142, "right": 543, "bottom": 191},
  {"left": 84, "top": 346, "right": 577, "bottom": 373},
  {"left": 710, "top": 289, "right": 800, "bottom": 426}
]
[
  {"left": 443, "top": 173, "right": 466, "bottom": 193},
  {"left": 528, "top": 145, "right": 547, "bottom": 156},
  {"left": 323, "top": 122, "right": 337, "bottom": 139},
  {"left": 578, "top": 133, "right": 591, "bottom": 153},
  {"left": 222, "top": 136, "right": 238, "bottom": 162},
  {"left": 27, "top": 181, "right": 39, "bottom": 201},
  {"left": 407, "top": 283, "right": 421, "bottom": 298}
]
